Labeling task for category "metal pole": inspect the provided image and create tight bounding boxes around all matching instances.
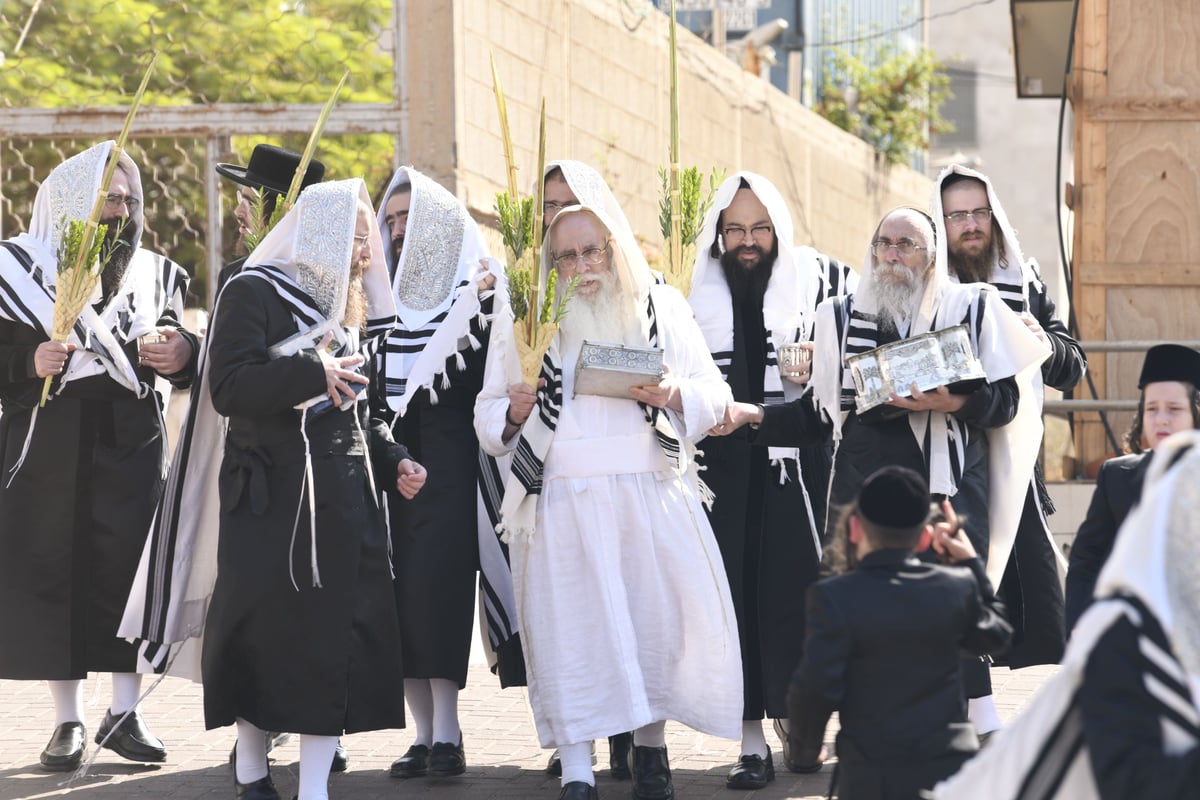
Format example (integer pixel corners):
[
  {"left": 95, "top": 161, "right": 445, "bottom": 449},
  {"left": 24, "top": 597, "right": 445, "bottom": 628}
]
[{"left": 205, "top": 136, "right": 224, "bottom": 308}]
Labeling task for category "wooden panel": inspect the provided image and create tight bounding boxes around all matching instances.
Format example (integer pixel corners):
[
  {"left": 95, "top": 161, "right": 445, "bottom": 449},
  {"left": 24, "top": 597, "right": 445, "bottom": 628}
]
[
  {"left": 1105, "top": 122, "right": 1200, "bottom": 263},
  {"left": 1084, "top": 96, "right": 1200, "bottom": 122},
  {"left": 1108, "top": 0, "right": 1200, "bottom": 96},
  {"left": 1078, "top": 262, "right": 1200, "bottom": 285}
]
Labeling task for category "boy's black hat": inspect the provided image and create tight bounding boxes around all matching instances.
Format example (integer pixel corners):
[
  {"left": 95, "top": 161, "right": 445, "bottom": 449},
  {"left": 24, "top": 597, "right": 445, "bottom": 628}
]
[
  {"left": 215, "top": 144, "right": 325, "bottom": 196},
  {"left": 859, "top": 466, "right": 930, "bottom": 528},
  {"left": 1138, "top": 344, "right": 1200, "bottom": 389}
]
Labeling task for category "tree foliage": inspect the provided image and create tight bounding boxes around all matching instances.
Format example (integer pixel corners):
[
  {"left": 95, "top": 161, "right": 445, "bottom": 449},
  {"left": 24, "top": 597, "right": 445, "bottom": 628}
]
[{"left": 816, "top": 43, "right": 953, "bottom": 166}]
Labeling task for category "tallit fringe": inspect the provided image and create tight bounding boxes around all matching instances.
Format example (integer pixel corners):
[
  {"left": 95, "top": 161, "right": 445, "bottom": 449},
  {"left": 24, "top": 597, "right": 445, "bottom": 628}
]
[
  {"left": 441, "top": 371, "right": 453, "bottom": 390},
  {"left": 770, "top": 456, "right": 792, "bottom": 486},
  {"left": 454, "top": 351, "right": 467, "bottom": 371},
  {"left": 288, "top": 413, "right": 322, "bottom": 591},
  {"left": 467, "top": 332, "right": 482, "bottom": 350},
  {"left": 697, "top": 475, "right": 716, "bottom": 511},
  {"left": 4, "top": 403, "right": 40, "bottom": 487}
]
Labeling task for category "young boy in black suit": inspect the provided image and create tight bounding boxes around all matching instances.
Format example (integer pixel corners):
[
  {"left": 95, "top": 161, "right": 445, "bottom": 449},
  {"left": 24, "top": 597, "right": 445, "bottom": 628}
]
[{"left": 785, "top": 465, "right": 1012, "bottom": 800}]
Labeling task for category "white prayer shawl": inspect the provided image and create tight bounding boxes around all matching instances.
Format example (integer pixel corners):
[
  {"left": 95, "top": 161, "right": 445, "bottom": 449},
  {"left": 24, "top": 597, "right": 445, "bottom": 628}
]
[
  {"left": 933, "top": 166, "right": 1068, "bottom": 576},
  {"left": 930, "top": 431, "right": 1200, "bottom": 800},
  {"left": 543, "top": 160, "right": 636, "bottom": 244},
  {"left": 0, "top": 142, "right": 186, "bottom": 481},
  {"left": 688, "top": 171, "right": 857, "bottom": 482},
  {"left": 119, "top": 178, "right": 397, "bottom": 678},
  {"left": 811, "top": 220, "right": 1049, "bottom": 586},
  {"left": 376, "top": 166, "right": 500, "bottom": 411}
]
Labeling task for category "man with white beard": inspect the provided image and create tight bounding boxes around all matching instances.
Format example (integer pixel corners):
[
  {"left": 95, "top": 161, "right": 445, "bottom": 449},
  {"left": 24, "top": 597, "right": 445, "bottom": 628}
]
[
  {"left": 728, "top": 208, "right": 1047, "bottom": 764},
  {"left": 475, "top": 205, "right": 742, "bottom": 800}
]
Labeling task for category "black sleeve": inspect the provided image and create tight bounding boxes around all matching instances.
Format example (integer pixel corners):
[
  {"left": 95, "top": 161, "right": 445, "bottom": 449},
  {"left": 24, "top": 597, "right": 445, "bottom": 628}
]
[
  {"left": 153, "top": 309, "right": 201, "bottom": 390},
  {"left": 787, "top": 583, "right": 847, "bottom": 768},
  {"left": 1065, "top": 468, "right": 1119, "bottom": 633},
  {"left": 207, "top": 279, "right": 328, "bottom": 417},
  {"left": 958, "top": 557, "right": 1013, "bottom": 657},
  {"left": 357, "top": 394, "right": 413, "bottom": 494},
  {"left": 1031, "top": 283, "right": 1086, "bottom": 392},
  {"left": 1080, "top": 616, "right": 1200, "bottom": 800},
  {"left": 0, "top": 320, "right": 39, "bottom": 390},
  {"left": 751, "top": 395, "right": 831, "bottom": 447},
  {"left": 953, "top": 375, "right": 1018, "bottom": 429}
]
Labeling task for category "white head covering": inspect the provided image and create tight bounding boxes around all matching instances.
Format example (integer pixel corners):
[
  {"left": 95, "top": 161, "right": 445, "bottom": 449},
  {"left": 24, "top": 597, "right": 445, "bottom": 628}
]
[
  {"left": 12, "top": 139, "right": 145, "bottom": 277},
  {"left": 543, "top": 160, "right": 636, "bottom": 245},
  {"left": 930, "top": 164, "right": 1035, "bottom": 306},
  {"left": 377, "top": 166, "right": 493, "bottom": 331},
  {"left": 852, "top": 206, "right": 945, "bottom": 336},
  {"left": 542, "top": 202, "right": 654, "bottom": 316},
  {"left": 247, "top": 178, "right": 395, "bottom": 331}
]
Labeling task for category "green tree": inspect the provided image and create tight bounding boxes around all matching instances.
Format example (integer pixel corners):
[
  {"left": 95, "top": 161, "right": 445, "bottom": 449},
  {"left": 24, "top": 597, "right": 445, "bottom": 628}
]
[
  {"left": 0, "top": 0, "right": 395, "bottom": 304},
  {"left": 816, "top": 43, "right": 953, "bottom": 166}
]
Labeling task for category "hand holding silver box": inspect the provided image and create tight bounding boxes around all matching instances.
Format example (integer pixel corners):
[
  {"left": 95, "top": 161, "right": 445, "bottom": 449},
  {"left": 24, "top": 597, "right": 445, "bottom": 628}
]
[{"left": 573, "top": 340, "right": 665, "bottom": 399}]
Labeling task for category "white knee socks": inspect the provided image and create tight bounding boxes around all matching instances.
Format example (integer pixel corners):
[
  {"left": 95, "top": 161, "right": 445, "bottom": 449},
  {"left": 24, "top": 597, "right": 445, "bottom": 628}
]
[
  {"left": 968, "top": 694, "right": 1003, "bottom": 735},
  {"left": 48, "top": 680, "right": 84, "bottom": 726},
  {"left": 110, "top": 672, "right": 143, "bottom": 716},
  {"left": 558, "top": 741, "right": 595, "bottom": 786},
  {"left": 297, "top": 734, "right": 338, "bottom": 800},
  {"left": 741, "top": 719, "right": 768, "bottom": 758},
  {"left": 633, "top": 721, "right": 667, "bottom": 749},
  {"left": 235, "top": 718, "right": 270, "bottom": 784},
  {"left": 403, "top": 678, "right": 434, "bottom": 747},
  {"left": 429, "top": 678, "right": 460, "bottom": 744}
]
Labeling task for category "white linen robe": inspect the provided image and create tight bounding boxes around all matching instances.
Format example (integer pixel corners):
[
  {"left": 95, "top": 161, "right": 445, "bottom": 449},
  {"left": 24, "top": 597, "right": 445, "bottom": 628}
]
[{"left": 476, "top": 288, "right": 743, "bottom": 748}]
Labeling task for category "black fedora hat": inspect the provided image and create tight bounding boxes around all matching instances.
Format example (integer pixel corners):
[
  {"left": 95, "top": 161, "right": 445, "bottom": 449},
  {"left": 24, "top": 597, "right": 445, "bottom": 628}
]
[{"left": 215, "top": 144, "right": 326, "bottom": 196}]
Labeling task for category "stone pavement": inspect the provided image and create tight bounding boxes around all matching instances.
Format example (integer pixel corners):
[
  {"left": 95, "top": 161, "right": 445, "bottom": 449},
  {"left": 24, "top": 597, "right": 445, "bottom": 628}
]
[{"left": 0, "top": 662, "right": 1054, "bottom": 800}]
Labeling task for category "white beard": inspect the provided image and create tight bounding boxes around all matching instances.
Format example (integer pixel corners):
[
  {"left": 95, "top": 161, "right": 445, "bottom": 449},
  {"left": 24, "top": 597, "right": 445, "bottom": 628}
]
[
  {"left": 559, "top": 274, "right": 643, "bottom": 352},
  {"left": 868, "top": 264, "right": 924, "bottom": 336}
]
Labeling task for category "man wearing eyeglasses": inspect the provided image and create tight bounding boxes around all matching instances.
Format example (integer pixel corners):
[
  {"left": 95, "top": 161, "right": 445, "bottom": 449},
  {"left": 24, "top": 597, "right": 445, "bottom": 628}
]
[
  {"left": 932, "top": 166, "right": 1086, "bottom": 741},
  {"left": 688, "top": 172, "right": 856, "bottom": 789},
  {"left": 0, "top": 141, "right": 199, "bottom": 770},
  {"left": 476, "top": 203, "right": 741, "bottom": 800}
]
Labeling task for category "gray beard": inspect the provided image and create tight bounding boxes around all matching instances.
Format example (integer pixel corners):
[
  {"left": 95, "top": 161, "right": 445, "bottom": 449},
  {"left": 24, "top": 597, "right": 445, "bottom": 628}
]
[
  {"left": 560, "top": 280, "right": 642, "bottom": 352},
  {"left": 869, "top": 266, "right": 924, "bottom": 336}
]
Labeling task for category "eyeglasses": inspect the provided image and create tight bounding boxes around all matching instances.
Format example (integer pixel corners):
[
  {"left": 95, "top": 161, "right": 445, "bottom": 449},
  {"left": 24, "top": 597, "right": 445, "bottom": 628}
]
[
  {"left": 943, "top": 208, "right": 992, "bottom": 225},
  {"left": 543, "top": 200, "right": 576, "bottom": 214},
  {"left": 553, "top": 241, "right": 610, "bottom": 269},
  {"left": 722, "top": 224, "right": 774, "bottom": 242},
  {"left": 352, "top": 233, "right": 371, "bottom": 248},
  {"left": 871, "top": 239, "right": 927, "bottom": 258},
  {"left": 104, "top": 193, "right": 141, "bottom": 212}
]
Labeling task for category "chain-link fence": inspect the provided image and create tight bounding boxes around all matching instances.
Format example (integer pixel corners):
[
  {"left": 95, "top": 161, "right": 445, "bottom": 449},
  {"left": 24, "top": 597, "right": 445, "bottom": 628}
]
[{"left": 1, "top": 0, "right": 407, "bottom": 307}]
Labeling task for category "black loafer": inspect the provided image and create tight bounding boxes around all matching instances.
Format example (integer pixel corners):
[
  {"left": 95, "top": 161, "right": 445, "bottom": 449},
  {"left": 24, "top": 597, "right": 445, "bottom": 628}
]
[
  {"left": 95, "top": 708, "right": 166, "bottom": 763},
  {"left": 40, "top": 721, "right": 86, "bottom": 771},
  {"left": 631, "top": 744, "right": 673, "bottom": 800},
  {"left": 545, "top": 748, "right": 563, "bottom": 776},
  {"left": 428, "top": 736, "right": 466, "bottom": 777},
  {"left": 235, "top": 774, "right": 281, "bottom": 800},
  {"left": 726, "top": 751, "right": 775, "bottom": 789},
  {"left": 330, "top": 738, "right": 348, "bottom": 772},
  {"left": 608, "top": 732, "right": 632, "bottom": 780},
  {"left": 558, "top": 780, "right": 600, "bottom": 800},
  {"left": 389, "top": 743, "right": 430, "bottom": 778}
]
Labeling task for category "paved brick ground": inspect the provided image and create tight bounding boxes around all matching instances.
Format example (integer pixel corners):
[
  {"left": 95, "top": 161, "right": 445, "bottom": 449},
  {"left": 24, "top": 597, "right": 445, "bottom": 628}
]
[{"left": 0, "top": 662, "right": 1053, "bottom": 800}]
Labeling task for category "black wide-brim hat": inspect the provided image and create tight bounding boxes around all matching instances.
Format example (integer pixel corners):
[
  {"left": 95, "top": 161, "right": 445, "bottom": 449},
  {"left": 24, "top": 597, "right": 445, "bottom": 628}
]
[
  {"left": 215, "top": 144, "right": 326, "bottom": 196},
  {"left": 1138, "top": 344, "right": 1200, "bottom": 389}
]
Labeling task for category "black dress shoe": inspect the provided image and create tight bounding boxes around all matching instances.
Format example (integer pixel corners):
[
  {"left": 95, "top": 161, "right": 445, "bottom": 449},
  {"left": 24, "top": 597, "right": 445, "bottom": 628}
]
[
  {"left": 558, "top": 780, "right": 600, "bottom": 800},
  {"left": 726, "top": 751, "right": 775, "bottom": 789},
  {"left": 40, "top": 721, "right": 86, "bottom": 771},
  {"left": 95, "top": 708, "right": 166, "bottom": 763},
  {"left": 390, "top": 743, "right": 430, "bottom": 778},
  {"left": 631, "top": 744, "right": 673, "bottom": 800},
  {"left": 428, "top": 735, "right": 466, "bottom": 777},
  {"left": 235, "top": 774, "right": 281, "bottom": 800},
  {"left": 546, "top": 748, "right": 563, "bottom": 776},
  {"left": 608, "top": 732, "right": 632, "bottom": 780},
  {"left": 330, "top": 738, "right": 348, "bottom": 772}
]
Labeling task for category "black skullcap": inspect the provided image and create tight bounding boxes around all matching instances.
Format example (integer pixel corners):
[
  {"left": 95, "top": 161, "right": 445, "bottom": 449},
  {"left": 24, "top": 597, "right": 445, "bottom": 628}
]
[
  {"left": 858, "top": 466, "right": 930, "bottom": 528},
  {"left": 1138, "top": 344, "right": 1200, "bottom": 389}
]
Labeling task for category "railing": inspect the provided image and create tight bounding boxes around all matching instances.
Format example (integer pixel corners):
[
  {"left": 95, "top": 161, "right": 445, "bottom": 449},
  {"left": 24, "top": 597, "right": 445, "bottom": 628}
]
[{"left": 1042, "top": 340, "right": 1200, "bottom": 413}]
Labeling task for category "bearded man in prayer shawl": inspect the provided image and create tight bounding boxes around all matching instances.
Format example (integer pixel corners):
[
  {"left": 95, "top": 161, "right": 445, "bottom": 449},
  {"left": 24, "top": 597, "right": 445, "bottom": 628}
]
[
  {"left": 798, "top": 207, "right": 1048, "bottom": 746},
  {"left": 199, "top": 179, "right": 426, "bottom": 800},
  {"left": 688, "top": 171, "right": 856, "bottom": 788},
  {"left": 475, "top": 204, "right": 741, "bottom": 800},
  {"left": 533, "top": 158, "right": 639, "bottom": 782},
  {"left": 0, "top": 141, "right": 198, "bottom": 771},
  {"left": 932, "top": 165, "right": 1086, "bottom": 738},
  {"left": 374, "top": 166, "right": 502, "bottom": 781},
  {"left": 931, "top": 430, "right": 1200, "bottom": 800}
]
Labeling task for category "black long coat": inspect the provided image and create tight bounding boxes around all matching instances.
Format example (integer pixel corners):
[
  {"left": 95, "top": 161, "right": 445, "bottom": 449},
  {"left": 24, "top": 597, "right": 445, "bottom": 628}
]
[
  {"left": 200, "top": 276, "right": 409, "bottom": 736},
  {"left": 0, "top": 305, "right": 195, "bottom": 680},
  {"left": 788, "top": 550, "right": 1012, "bottom": 800},
  {"left": 1064, "top": 453, "right": 1150, "bottom": 633}
]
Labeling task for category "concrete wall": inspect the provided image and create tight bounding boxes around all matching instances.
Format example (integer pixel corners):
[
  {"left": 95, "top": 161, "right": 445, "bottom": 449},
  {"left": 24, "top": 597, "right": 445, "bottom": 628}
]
[{"left": 409, "top": 0, "right": 930, "bottom": 265}]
